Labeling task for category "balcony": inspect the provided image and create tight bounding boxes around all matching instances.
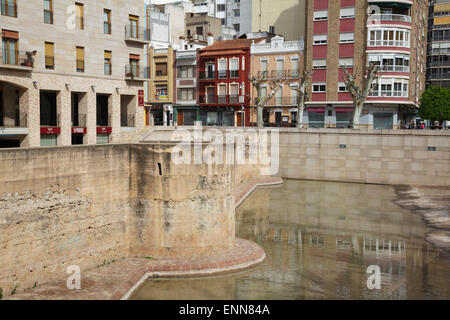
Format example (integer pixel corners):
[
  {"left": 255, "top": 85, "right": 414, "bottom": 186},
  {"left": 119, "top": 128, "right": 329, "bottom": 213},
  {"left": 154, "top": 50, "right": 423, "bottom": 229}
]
[
  {"left": 124, "top": 25, "right": 150, "bottom": 44},
  {"left": 199, "top": 71, "right": 216, "bottom": 80},
  {"left": 256, "top": 70, "right": 300, "bottom": 79},
  {"left": 377, "top": 65, "right": 410, "bottom": 73},
  {"left": 369, "top": 91, "right": 408, "bottom": 98},
  {"left": 0, "top": 50, "right": 35, "bottom": 71},
  {"left": 368, "top": 14, "right": 411, "bottom": 24},
  {"left": 429, "top": 60, "right": 450, "bottom": 67},
  {"left": 254, "top": 96, "right": 299, "bottom": 106},
  {"left": 428, "top": 73, "right": 450, "bottom": 80},
  {"left": 125, "top": 65, "right": 150, "bottom": 81},
  {"left": 230, "top": 70, "right": 239, "bottom": 79},
  {"left": 218, "top": 70, "right": 228, "bottom": 79},
  {"left": 368, "top": 40, "right": 409, "bottom": 48}
]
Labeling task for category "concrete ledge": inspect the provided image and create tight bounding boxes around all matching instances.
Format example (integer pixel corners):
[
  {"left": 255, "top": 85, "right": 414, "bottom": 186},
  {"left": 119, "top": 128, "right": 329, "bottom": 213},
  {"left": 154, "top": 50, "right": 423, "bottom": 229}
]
[
  {"left": 235, "top": 176, "right": 284, "bottom": 208},
  {"left": 8, "top": 238, "right": 265, "bottom": 300}
]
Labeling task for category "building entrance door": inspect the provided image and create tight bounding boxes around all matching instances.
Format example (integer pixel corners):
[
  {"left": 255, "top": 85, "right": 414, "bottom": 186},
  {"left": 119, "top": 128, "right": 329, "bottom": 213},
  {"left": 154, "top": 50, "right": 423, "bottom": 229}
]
[{"left": 177, "top": 110, "right": 184, "bottom": 126}]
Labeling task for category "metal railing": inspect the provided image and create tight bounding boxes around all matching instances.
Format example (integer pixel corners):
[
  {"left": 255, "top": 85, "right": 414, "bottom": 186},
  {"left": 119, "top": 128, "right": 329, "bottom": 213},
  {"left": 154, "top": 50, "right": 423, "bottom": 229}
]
[
  {"left": 430, "top": 47, "right": 450, "bottom": 54},
  {"left": 0, "top": 49, "right": 35, "bottom": 67},
  {"left": 369, "top": 14, "right": 411, "bottom": 23},
  {"left": 218, "top": 70, "right": 228, "bottom": 79},
  {"left": 199, "top": 71, "right": 216, "bottom": 80},
  {"left": 229, "top": 95, "right": 239, "bottom": 104},
  {"left": 199, "top": 95, "right": 216, "bottom": 104},
  {"left": 254, "top": 97, "right": 299, "bottom": 105},
  {"left": 429, "top": 60, "right": 450, "bottom": 67},
  {"left": 428, "top": 73, "right": 450, "bottom": 79},
  {"left": 369, "top": 91, "right": 408, "bottom": 97},
  {"left": 124, "top": 25, "right": 150, "bottom": 42},
  {"left": 125, "top": 65, "right": 150, "bottom": 79},
  {"left": 230, "top": 70, "right": 239, "bottom": 78},
  {"left": 121, "top": 114, "right": 135, "bottom": 127},
  {"left": 431, "top": 35, "right": 450, "bottom": 41},
  {"left": 378, "top": 65, "right": 410, "bottom": 72},
  {"left": 217, "top": 95, "right": 227, "bottom": 104}
]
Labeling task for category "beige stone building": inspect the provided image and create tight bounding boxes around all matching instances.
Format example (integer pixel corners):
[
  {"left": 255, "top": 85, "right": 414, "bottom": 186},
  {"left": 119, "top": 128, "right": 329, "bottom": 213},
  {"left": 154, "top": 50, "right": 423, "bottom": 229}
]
[
  {"left": 250, "top": 35, "right": 305, "bottom": 126},
  {"left": 0, "top": 0, "right": 147, "bottom": 148}
]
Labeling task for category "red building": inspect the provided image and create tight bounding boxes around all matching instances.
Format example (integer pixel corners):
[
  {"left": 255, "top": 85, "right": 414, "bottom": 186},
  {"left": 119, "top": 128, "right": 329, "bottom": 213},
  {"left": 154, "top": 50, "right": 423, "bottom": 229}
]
[{"left": 198, "top": 38, "right": 264, "bottom": 127}]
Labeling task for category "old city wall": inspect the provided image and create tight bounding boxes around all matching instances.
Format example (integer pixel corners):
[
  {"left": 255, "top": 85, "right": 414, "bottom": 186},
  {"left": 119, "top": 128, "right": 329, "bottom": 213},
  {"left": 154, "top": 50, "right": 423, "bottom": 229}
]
[{"left": 0, "top": 143, "right": 245, "bottom": 297}]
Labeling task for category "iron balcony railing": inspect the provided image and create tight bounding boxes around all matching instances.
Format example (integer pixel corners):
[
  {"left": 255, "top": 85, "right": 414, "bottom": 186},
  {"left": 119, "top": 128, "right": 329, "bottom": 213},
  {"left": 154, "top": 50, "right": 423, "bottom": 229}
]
[
  {"left": 121, "top": 114, "right": 135, "bottom": 127},
  {"left": 125, "top": 65, "right": 150, "bottom": 79},
  {"left": 256, "top": 70, "right": 300, "bottom": 79},
  {"left": 429, "top": 60, "right": 450, "bottom": 67},
  {"left": 217, "top": 95, "right": 227, "bottom": 104},
  {"left": 124, "top": 25, "right": 150, "bottom": 42},
  {"left": 369, "top": 14, "right": 412, "bottom": 23},
  {"left": 199, "top": 95, "right": 216, "bottom": 104},
  {"left": 430, "top": 47, "right": 450, "bottom": 54},
  {"left": 218, "top": 70, "right": 228, "bottom": 79},
  {"left": 0, "top": 49, "right": 35, "bottom": 67},
  {"left": 199, "top": 71, "right": 216, "bottom": 80},
  {"left": 229, "top": 95, "right": 239, "bottom": 104},
  {"left": 431, "top": 35, "right": 450, "bottom": 41},
  {"left": 254, "top": 96, "right": 299, "bottom": 105},
  {"left": 230, "top": 70, "right": 239, "bottom": 78},
  {"left": 428, "top": 73, "right": 450, "bottom": 79}
]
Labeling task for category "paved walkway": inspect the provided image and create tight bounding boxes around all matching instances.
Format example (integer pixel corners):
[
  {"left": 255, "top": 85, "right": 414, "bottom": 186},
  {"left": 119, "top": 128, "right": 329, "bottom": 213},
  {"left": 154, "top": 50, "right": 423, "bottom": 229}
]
[{"left": 8, "top": 177, "right": 283, "bottom": 300}]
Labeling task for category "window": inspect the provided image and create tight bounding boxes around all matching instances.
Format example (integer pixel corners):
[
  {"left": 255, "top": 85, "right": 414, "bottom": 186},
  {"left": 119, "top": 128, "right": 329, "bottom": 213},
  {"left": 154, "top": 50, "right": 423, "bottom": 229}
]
[
  {"left": 291, "top": 57, "right": 299, "bottom": 75},
  {"left": 313, "top": 10, "right": 328, "bottom": 21},
  {"left": 368, "top": 28, "right": 410, "bottom": 47},
  {"left": 340, "top": 33, "right": 354, "bottom": 43},
  {"left": 75, "top": 3, "right": 84, "bottom": 30},
  {"left": 178, "top": 88, "right": 194, "bottom": 101},
  {"left": 44, "top": 0, "right": 53, "bottom": 24},
  {"left": 338, "top": 82, "right": 348, "bottom": 92},
  {"left": 129, "top": 55, "right": 139, "bottom": 77},
  {"left": 339, "top": 58, "right": 353, "bottom": 68},
  {"left": 233, "top": 24, "right": 240, "bottom": 32},
  {"left": 218, "top": 59, "right": 227, "bottom": 78},
  {"left": 291, "top": 86, "right": 298, "bottom": 104},
  {"left": 178, "top": 66, "right": 194, "bottom": 78},
  {"left": 155, "top": 62, "right": 167, "bottom": 76},
  {"left": 312, "top": 83, "right": 326, "bottom": 92},
  {"left": 312, "top": 59, "right": 327, "bottom": 69},
  {"left": 234, "top": 9, "right": 240, "bottom": 17},
  {"left": 230, "top": 58, "right": 239, "bottom": 78},
  {"left": 129, "top": 15, "right": 139, "bottom": 38},
  {"left": 2, "top": 35, "right": 17, "bottom": 65},
  {"left": 76, "top": 46, "right": 84, "bottom": 72},
  {"left": 1, "top": 0, "right": 17, "bottom": 17},
  {"left": 45, "top": 42, "right": 54, "bottom": 70},
  {"left": 155, "top": 86, "right": 168, "bottom": 100},
  {"left": 217, "top": 4, "right": 225, "bottom": 11},
  {"left": 340, "top": 7, "right": 355, "bottom": 19},
  {"left": 104, "top": 9, "right": 111, "bottom": 34},
  {"left": 104, "top": 50, "right": 111, "bottom": 75},
  {"left": 313, "top": 34, "right": 327, "bottom": 45}
]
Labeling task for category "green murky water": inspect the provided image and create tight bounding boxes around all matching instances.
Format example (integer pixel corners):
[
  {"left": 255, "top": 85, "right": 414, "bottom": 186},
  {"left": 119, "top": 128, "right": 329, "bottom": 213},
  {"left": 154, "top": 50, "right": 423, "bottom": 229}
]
[{"left": 131, "top": 180, "right": 450, "bottom": 300}]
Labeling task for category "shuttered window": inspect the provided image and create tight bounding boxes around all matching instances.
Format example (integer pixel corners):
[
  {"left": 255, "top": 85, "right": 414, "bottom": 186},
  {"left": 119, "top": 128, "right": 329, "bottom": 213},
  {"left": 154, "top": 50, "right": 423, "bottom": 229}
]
[
  {"left": 76, "top": 46, "right": 84, "bottom": 72},
  {"left": 75, "top": 3, "right": 84, "bottom": 30},
  {"left": 45, "top": 42, "right": 54, "bottom": 69},
  {"left": 104, "top": 50, "right": 111, "bottom": 75}
]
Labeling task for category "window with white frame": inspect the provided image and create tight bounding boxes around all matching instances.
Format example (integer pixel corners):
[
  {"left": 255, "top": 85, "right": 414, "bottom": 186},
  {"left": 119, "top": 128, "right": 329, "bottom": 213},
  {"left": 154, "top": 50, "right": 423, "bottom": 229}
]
[
  {"left": 368, "top": 78, "right": 409, "bottom": 97},
  {"left": 291, "top": 85, "right": 298, "bottom": 104},
  {"left": 340, "top": 7, "right": 355, "bottom": 19},
  {"left": 338, "top": 82, "right": 348, "bottom": 92},
  {"left": 339, "top": 57, "right": 354, "bottom": 68},
  {"left": 313, "top": 59, "right": 327, "bottom": 69},
  {"left": 313, "top": 10, "right": 328, "bottom": 21},
  {"left": 368, "top": 53, "right": 409, "bottom": 72},
  {"left": 368, "top": 28, "right": 410, "bottom": 47},
  {"left": 313, "top": 34, "right": 327, "bottom": 45},
  {"left": 340, "top": 32, "right": 354, "bottom": 43},
  {"left": 312, "top": 83, "right": 326, "bottom": 92}
]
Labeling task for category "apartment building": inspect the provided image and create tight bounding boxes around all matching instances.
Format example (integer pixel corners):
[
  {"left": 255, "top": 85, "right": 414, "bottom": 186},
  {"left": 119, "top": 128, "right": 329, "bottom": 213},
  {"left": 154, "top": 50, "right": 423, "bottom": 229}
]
[
  {"left": 305, "top": 0, "right": 428, "bottom": 129},
  {"left": 145, "top": 46, "right": 175, "bottom": 126},
  {"left": 427, "top": 0, "right": 450, "bottom": 88},
  {"left": 0, "top": 0, "right": 147, "bottom": 148},
  {"left": 198, "top": 37, "right": 262, "bottom": 126},
  {"left": 250, "top": 35, "right": 305, "bottom": 126}
]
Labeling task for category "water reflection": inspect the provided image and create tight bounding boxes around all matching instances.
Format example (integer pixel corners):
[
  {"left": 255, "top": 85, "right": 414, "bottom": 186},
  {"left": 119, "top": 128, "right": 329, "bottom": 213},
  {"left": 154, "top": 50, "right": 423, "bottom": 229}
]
[{"left": 132, "top": 180, "right": 450, "bottom": 300}]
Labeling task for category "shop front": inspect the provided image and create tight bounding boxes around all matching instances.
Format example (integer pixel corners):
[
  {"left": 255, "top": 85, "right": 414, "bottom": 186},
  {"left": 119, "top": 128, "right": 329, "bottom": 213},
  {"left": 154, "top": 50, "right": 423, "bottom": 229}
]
[
  {"left": 96, "top": 126, "right": 111, "bottom": 144},
  {"left": 200, "top": 107, "right": 237, "bottom": 127},
  {"left": 307, "top": 107, "right": 325, "bottom": 128}
]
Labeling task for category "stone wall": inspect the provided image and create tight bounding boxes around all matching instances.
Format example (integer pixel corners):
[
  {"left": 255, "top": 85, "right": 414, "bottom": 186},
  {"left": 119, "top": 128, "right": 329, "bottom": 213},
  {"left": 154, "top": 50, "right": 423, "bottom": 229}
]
[
  {"left": 0, "top": 143, "right": 244, "bottom": 298},
  {"left": 278, "top": 129, "right": 450, "bottom": 187}
]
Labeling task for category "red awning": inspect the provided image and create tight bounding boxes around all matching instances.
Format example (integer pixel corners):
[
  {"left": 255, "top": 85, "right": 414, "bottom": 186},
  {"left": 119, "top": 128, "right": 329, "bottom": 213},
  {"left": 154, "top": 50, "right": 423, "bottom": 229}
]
[
  {"left": 336, "top": 107, "right": 354, "bottom": 113},
  {"left": 308, "top": 107, "right": 325, "bottom": 113}
]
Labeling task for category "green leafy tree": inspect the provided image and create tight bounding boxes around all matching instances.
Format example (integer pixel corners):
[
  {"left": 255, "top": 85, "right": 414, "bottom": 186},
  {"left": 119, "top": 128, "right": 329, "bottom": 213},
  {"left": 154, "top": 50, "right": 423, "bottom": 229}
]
[{"left": 419, "top": 86, "right": 450, "bottom": 122}]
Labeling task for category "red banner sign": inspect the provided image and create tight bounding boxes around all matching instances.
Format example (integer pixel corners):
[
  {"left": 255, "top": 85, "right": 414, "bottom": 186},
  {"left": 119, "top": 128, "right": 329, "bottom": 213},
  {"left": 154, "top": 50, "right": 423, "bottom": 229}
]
[
  {"left": 96, "top": 127, "right": 112, "bottom": 134},
  {"left": 138, "top": 90, "right": 144, "bottom": 106},
  {"left": 40, "top": 127, "right": 61, "bottom": 135},
  {"left": 72, "top": 127, "right": 87, "bottom": 134}
]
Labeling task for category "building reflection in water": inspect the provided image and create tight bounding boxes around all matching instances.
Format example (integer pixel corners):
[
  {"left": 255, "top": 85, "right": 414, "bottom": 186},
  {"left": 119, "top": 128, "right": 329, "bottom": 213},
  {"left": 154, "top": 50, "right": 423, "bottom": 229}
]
[{"left": 131, "top": 180, "right": 450, "bottom": 300}]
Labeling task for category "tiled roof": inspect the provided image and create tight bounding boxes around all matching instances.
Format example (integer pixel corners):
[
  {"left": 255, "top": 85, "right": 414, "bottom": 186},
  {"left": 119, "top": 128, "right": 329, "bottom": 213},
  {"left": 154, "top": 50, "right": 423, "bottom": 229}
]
[
  {"left": 200, "top": 38, "right": 265, "bottom": 51},
  {"left": 200, "top": 50, "right": 245, "bottom": 57}
]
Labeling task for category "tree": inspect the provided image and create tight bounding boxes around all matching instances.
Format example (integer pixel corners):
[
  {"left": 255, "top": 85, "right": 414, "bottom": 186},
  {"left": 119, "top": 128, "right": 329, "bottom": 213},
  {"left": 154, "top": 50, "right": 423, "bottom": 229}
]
[
  {"left": 419, "top": 86, "right": 450, "bottom": 123},
  {"left": 249, "top": 72, "right": 286, "bottom": 128},
  {"left": 342, "top": 61, "right": 381, "bottom": 129},
  {"left": 291, "top": 69, "right": 313, "bottom": 128}
]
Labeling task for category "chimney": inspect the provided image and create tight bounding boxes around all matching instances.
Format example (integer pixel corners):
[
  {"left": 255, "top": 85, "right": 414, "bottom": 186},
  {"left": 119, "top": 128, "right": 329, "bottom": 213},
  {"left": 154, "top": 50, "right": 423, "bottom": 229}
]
[
  {"left": 207, "top": 32, "right": 214, "bottom": 46},
  {"left": 179, "top": 36, "right": 186, "bottom": 50}
]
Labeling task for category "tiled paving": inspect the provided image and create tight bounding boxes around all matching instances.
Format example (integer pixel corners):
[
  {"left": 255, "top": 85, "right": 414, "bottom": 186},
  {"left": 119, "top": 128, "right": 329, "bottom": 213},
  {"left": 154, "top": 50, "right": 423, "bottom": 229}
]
[{"left": 8, "top": 177, "right": 282, "bottom": 300}]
